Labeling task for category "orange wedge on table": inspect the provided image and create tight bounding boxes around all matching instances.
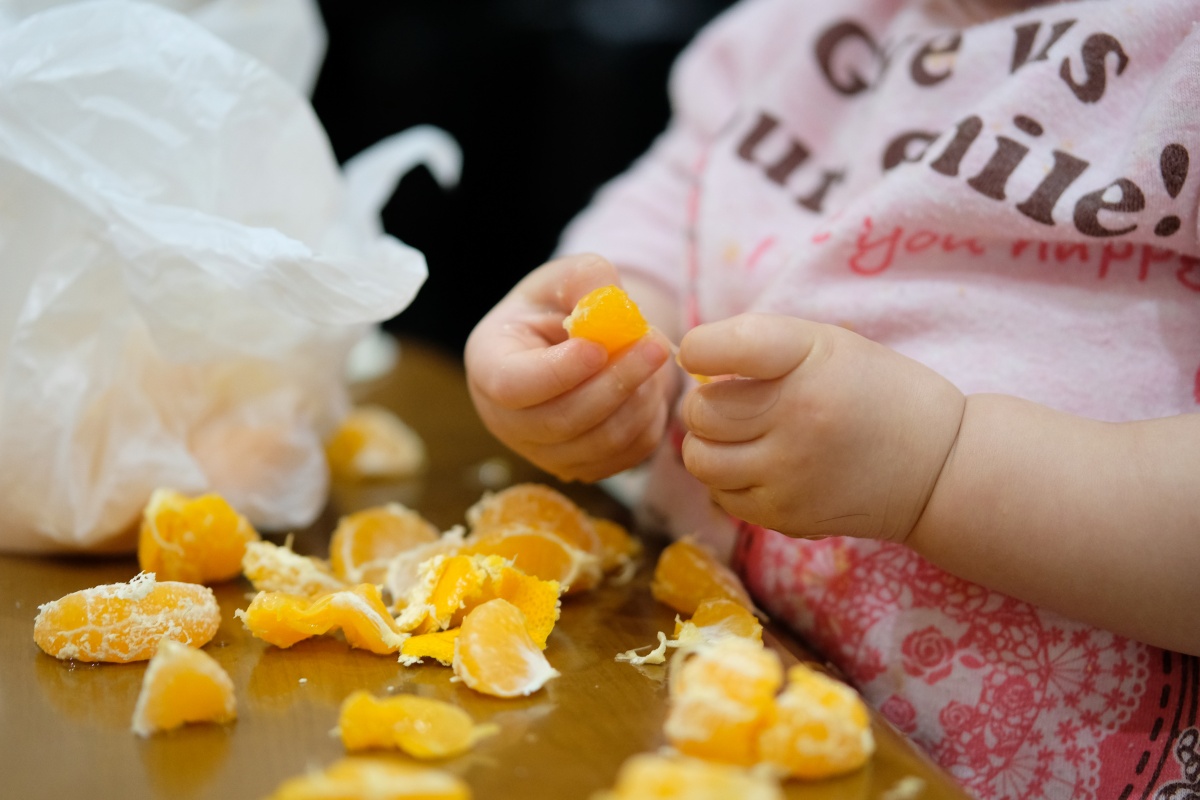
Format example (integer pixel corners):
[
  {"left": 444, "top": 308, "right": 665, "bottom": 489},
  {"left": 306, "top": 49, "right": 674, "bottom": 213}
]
[
  {"left": 329, "top": 503, "right": 441, "bottom": 585},
  {"left": 131, "top": 639, "right": 236, "bottom": 737}
]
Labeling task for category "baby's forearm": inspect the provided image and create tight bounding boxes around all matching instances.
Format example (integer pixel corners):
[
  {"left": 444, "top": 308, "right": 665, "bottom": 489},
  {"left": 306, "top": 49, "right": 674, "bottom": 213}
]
[{"left": 908, "top": 394, "right": 1200, "bottom": 656}]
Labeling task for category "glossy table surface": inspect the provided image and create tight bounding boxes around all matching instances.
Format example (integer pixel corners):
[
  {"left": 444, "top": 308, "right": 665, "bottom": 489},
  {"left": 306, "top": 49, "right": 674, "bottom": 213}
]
[{"left": 0, "top": 337, "right": 970, "bottom": 800}]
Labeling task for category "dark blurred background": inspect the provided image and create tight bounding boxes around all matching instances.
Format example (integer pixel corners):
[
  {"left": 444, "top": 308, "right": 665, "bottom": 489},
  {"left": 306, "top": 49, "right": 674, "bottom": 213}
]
[{"left": 311, "top": 0, "right": 736, "bottom": 356}]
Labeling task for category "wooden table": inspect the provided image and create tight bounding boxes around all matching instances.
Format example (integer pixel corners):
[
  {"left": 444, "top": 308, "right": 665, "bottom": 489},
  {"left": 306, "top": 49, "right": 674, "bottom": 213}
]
[{"left": 0, "top": 337, "right": 970, "bottom": 800}]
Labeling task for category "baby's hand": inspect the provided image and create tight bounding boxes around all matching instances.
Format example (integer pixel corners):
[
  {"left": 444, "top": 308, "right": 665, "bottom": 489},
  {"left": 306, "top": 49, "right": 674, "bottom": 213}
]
[
  {"left": 677, "top": 314, "right": 965, "bottom": 542},
  {"left": 464, "top": 254, "right": 674, "bottom": 483}
]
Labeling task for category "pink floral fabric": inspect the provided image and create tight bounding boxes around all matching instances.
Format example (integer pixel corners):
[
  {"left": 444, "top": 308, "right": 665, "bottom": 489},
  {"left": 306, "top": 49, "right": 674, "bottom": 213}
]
[{"left": 735, "top": 523, "right": 1200, "bottom": 800}]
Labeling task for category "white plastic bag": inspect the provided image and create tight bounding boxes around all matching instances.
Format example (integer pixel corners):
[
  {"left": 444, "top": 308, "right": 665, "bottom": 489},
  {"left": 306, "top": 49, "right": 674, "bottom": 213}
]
[
  {"left": 0, "top": 2, "right": 461, "bottom": 553},
  {"left": 0, "top": 0, "right": 327, "bottom": 95}
]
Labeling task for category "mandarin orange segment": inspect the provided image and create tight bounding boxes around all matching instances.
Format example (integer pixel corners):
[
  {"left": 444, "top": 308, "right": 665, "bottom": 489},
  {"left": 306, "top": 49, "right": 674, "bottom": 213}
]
[
  {"left": 399, "top": 629, "right": 461, "bottom": 666},
  {"left": 467, "top": 483, "right": 602, "bottom": 557},
  {"left": 138, "top": 488, "right": 260, "bottom": 584},
  {"left": 34, "top": 573, "right": 221, "bottom": 663},
  {"left": 756, "top": 662, "right": 875, "bottom": 779},
  {"left": 243, "top": 539, "right": 347, "bottom": 598},
  {"left": 591, "top": 516, "right": 642, "bottom": 574},
  {"left": 673, "top": 597, "right": 763, "bottom": 646},
  {"left": 235, "top": 583, "right": 408, "bottom": 655},
  {"left": 265, "top": 757, "right": 471, "bottom": 800},
  {"left": 329, "top": 503, "right": 441, "bottom": 585},
  {"left": 650, "top": 535, "right": 755, "bottom": 616},
  {"left": 597, "top": 753, "right": 783, "bottom": 800},
  {"left": 463, "top": 523, "right": 601, "bottom": 595},
  {"left": 337, "top": 690, "right": 498, "bottom": 758},
  {"left": 130, "top": 639, "right": 236, "bottom": 737},
  {"left": 325, "top": 405, "right": 427, "bottom": 482},
  {"left": 453, "top": 598, "right": 559, "bottom": 698},
  {"left": 562, "top": 284, "right": 650, "bottom": 356},
  {"left": 664, "top": 638, "right": 784, "bottom": 765}
]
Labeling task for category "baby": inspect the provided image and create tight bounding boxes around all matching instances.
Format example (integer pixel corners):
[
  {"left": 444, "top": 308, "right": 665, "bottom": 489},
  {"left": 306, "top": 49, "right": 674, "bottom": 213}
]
[{"left": 465, "top": 1, "right": 1200, "bottom": 797}]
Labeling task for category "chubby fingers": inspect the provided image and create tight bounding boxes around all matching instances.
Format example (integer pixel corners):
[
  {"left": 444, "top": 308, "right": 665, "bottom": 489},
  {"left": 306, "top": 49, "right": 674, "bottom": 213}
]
[
  {"left": 677, "top": 313, "right": 817, "bottom": 381},
  {"left": 681, "top": 376, "right": 781, "bottom": 443}
]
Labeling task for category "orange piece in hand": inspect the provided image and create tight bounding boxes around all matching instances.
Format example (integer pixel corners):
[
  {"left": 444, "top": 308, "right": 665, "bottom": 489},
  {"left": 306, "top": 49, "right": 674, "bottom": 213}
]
[
  {"left": 650, "top": 536, "right": 755, "bottom": 616},
  {"left": 235, "top": 583, "right": 407, "bottom": 655},
  {"left": 563, "top": 284, "right": 649, "bottom": 356},
  {"left": 131, "top": 639, "right": 237, "bottom": 737},
  {"left": 34, "top": 573, "right": 221, "bottom": 663},
  {"left": 138, "top": 488, "right": 260, "bottom": 584},
  {"left": 452, "top": 598, "right": 559, "bottom": 698},
  {"left": 337, "top": 690, "right": 497, "bottom": 758}
]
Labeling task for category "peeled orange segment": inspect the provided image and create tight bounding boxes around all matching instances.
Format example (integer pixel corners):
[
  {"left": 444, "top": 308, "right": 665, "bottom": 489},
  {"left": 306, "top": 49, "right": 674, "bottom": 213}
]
[
  {"left": 242, "top": 539, "right": 348, "bottom": 598},
  {"left": 757, "top": 662, "right": 876, "bottom": 779},
  {"left": 664, "top": 638, "right": 784, "bottom": 766},
  {"left": 467, "top": 483, "right": 602, "bottom": 557},
  {"left": 130, "top": 639, "right": 236, "bottom": 737},
  {"left": 673, "top": 597, "right": 763, "bottom": 645},
  {"left": 399, "top": 629, "right": 461, "bottom": 666},
  {"left": 34, "top": 573, "right": 221, "bottom": 663},
  {"left": 463, "top": 523, "right": 601, "bottom": 595},
  {"left": 325, "top": 405, "right": 427, "bottom": 482},
  {"left": 266, "top": 757, "right": 471, "bottom": 800},
  {"left": 617, "top": 596, "right": 764, "bottom": 666},
  {"left": 562, "top": 284, "right": 650, "bottom": 356},
  {"left": 329, "top": 503, "right": 441, "bottom": 585},
  {"left": 337, "top": 690, "right": 498, "bottom": 758},
  {"left": 591, "top": 517, "right": 642, "bottom": 574},
  {"left": 138, "top": 488, "right": 260, "bottom": 584},
  {"left": 598, "top": 753, "right": 783, "bottom": 800},
  {"left": 453, "top": 598, "right": 559, "bottom": 698},
  {"left": 235, "top": 583, "right": 408, "bottom": 655},
  {"left": 651, "top": 535, "right": 755, "bottom": 616}
]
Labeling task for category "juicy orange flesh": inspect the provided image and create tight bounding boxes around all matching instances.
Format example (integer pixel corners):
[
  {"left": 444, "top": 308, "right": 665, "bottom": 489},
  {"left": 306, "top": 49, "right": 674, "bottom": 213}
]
[
  {"left": 329, "top": 503, "right": 440, "bottom": 585},
  {"left": 468, "top": 483, "right": 602, "bottom": 556},
  {"left": 665, "top": 639, "right": 783, "bottom": 765},
  {"left": 265, "top": 757, "right": 470, "bottom": 800},
  {"left": 34, "top": 573, "right": 221, "bottom": 663},
  {"left": 138, "top": 489, "right": 260, "bottom": 584},
  {"left": 131, "top": 639, "right": 236, "bottom": 736},
  {"left": 650, "top": 536, "right": 755, "bottom": 616},
  {"left": 337, "top": 690, "right": 496, "bottom": 759},
  {"left": 235, "top": 583, "right": 407, "bottom": 655},
  {"left": 756, "top": 663, "right": 875, "bottom": 779},
  {"left": 452, "top": 598, "right": 559, "bottom": 698},
  {"left": 563, "top": 284, "right": 650, "bottom": 356},
  {"left": 463, "top": 525, "right": 600, "bottom": 594},
  {"left": 673, "top": 597, "right": 763, "bottom": 644}
]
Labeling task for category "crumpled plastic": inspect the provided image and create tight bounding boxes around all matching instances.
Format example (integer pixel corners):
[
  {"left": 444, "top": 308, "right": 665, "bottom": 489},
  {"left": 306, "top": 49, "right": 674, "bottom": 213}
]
[
  {"left": 0, "top": 1, "right": 462, "bottom": 553},
  {"left": 0, "top": 0, "right": 327, "bottom": 96}
]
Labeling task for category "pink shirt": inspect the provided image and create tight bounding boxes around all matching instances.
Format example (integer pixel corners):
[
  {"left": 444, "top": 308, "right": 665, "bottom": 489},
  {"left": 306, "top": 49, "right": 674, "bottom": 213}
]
[{"left": 558, "top": 0, "right": 1200, "bottom": 797}]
